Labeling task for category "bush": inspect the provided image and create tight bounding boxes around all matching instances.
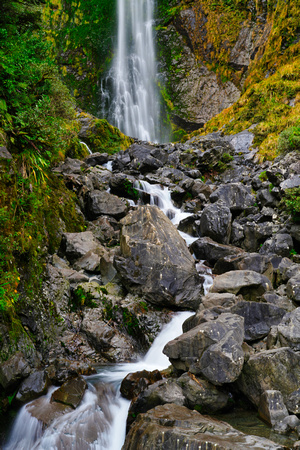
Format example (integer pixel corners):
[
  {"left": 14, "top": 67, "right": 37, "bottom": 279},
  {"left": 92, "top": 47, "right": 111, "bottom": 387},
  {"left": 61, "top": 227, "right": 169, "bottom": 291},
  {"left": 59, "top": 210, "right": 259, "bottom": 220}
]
[{"left": 278, "top": 126, "right": 300, "bottom": 153}]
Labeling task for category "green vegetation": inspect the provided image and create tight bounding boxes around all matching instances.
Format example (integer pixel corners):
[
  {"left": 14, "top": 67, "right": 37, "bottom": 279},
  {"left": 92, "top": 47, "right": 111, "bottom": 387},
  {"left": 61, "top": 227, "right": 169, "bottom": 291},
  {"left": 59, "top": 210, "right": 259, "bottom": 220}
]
[
  {"left": 282, "top": 188, "right": 300, "bottom": 222},
  {"left": 278, "top": 125, "right": 300, "bottom": 153}
]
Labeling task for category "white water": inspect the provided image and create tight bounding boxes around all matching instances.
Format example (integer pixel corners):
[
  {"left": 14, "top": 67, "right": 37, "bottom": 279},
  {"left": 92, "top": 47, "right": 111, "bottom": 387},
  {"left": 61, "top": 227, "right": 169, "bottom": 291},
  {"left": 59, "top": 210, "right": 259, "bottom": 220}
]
[
  {"left": 80, "top": 141, "right": 92, "bottom": 154},
  {"left": 5, "top": 181, "right": 213, "bottom": 450},
  {"left": 104, "top": 0, "right": 161, "bottom": 142}
]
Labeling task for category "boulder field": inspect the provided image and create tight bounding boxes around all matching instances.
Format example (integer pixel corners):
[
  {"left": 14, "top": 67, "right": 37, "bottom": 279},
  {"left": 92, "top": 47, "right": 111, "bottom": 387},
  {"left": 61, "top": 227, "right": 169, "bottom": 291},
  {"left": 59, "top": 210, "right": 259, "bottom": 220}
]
[{"left": 1, "top": 131, "right": 300, "bottom": 447}]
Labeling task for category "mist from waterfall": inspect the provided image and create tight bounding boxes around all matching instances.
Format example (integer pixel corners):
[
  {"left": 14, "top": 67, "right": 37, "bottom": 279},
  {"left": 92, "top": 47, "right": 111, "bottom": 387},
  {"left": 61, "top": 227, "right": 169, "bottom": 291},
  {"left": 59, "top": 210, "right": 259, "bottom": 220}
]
[{"left": 102, "top": 0, "right": 165, "bottom": 142}]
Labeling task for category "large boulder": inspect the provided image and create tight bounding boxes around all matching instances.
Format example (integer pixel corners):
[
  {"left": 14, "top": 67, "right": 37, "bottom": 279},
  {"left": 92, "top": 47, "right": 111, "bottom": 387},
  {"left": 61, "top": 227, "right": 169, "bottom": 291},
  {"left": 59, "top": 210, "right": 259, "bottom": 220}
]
[
  {"left": 114, "top": 205, "right": 202, "bottom": 310},
  {"left": 237, "top": 347, "right": 300, "bottom": 406},
  {"left": 59, "top": 231, "right": 105, "bottom": 265},
  {"left": 210, "top": 183, "right": 255, "bottom": 211},
  {"left": 259, "top": 233, "right": 294, "bottom": 258},
  {"left": 230, "top": 301, "right": 285, "bottom": 341},
  {"left": 51, "top": 376, "right": 87, "bottom": 409},
  {"left": 286, "top": 274, "right": 300, "bottom": 303},
  {"left": 210, "top": 270, "right": 272, "bottom": 300},
  {"left": 85, "top": 190, "right": 128, "bottom": 220},
  {"left": 16, "top": 371, "right": 49, "bottom": 403},
  {"left": 191, "top": 237, "right": 244, "bottom": 265},
  {"left": 164, "top": 313, "right": 244, "bottom": 385},
  {"left": 199, "top": 202, "right": 232, "bottom": 245},
  {"left": 277, "top": 308, "right": 300, "bottom": 350},
  {"left": 0, "top": 352, "right": 31, "bottom": 389},
  {"left": 123, "top": 404, "right": 286, "bottom": 450}
]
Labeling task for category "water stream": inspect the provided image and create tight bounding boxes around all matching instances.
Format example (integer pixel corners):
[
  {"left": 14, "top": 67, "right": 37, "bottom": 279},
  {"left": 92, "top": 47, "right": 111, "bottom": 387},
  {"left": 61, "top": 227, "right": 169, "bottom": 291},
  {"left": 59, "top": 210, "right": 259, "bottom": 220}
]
[
  {"left": 4, "top": 181, "right": 211, "bottom": 449},
  {"left": 101, "top": 0, "right": 163, "bottom": 142}
]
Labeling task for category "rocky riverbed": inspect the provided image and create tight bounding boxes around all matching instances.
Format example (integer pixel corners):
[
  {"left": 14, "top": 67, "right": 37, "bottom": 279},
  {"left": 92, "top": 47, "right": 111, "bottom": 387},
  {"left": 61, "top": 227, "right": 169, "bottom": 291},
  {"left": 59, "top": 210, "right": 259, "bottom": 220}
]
[{"left": 1, "top": 127, "right": 300, "bottom": 448}]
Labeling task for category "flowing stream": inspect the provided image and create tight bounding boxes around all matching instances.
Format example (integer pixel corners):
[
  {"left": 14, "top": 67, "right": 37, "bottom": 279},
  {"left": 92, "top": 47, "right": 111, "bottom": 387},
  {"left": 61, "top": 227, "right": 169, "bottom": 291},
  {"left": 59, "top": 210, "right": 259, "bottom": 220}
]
[
  {"left": 102, "top": 0, "right": 162, "bottom": 142},
  {"left": 4, "top": 182, "right": 212, "bottom": 449}
]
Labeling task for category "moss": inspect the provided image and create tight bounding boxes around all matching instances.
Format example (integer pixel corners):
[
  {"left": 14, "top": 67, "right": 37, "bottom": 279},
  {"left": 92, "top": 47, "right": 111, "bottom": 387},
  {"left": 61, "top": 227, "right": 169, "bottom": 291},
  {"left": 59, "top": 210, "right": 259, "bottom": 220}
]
[{"left": 83, "top": 116, "right": 133, "bottom": 154}]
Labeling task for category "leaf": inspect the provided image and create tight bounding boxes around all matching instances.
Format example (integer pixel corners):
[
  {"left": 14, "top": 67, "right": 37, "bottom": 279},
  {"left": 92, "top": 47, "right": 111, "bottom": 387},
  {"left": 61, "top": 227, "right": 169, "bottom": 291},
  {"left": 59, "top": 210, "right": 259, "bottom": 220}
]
[{"left": 0, "top": 98, "right": 7, "bottom": 111}]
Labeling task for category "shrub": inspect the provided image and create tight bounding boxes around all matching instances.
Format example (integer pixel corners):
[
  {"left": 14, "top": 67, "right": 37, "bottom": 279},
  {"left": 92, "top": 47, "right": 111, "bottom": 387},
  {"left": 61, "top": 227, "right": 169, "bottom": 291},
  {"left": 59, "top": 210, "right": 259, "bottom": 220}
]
[{"left": 278, "top": 126, "right": 300, "bottom": 153}]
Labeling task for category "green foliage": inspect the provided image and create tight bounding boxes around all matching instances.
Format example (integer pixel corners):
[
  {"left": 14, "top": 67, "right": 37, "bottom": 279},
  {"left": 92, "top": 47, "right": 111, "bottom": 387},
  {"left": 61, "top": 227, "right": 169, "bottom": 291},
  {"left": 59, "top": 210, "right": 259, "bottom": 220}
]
[
  {"left": 278, "top": 126, "right": 300, "bottom": 153},
  {"left": 281, "top": 187, "right": 300, "bottom": 222},
  {"left": 259, "top": 171, "right": 268, "bottom": 181},
  {"left": 72, "top": 286, "right": 97, "bottom": 310}
]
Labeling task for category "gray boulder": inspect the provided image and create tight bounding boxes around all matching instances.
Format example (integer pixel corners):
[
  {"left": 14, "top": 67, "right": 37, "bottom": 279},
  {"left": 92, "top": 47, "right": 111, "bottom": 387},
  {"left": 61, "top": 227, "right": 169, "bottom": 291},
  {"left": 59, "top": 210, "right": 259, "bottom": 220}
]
[
  {"left": 231, "top": 301, "right": 285, "bottom": 341},
  {"left": 210, "top": 183, "right": 255, "bottom": 211},
  {"left": 123, "top": 404, "right": 286, "bottom": 450},
  {"left": 210, "top": 270, "right": 272, "bottom": 300},
  {"left": 191, "top": 237, "right": 243, "bottom": 265},
  {"left": 237, "top": 347, "right": 300, "bottom": 406},
  {"left": 287, "top": 275, "right": 300, "bottom": 303},
  {"left": 258, "top": 390, "right": 289, "bottom": 428},
  {"left": 85, "top": 190, "right": 128, "bottom": 220},
  {"left": 16, "top": 371, "right": 49, "bottom": 403},
  {"left": 0, "top": 352, "right": 31, "bottom": 389},
  {"left": 199, "top": 202, "right": 232, "bottom": 244},
  {"left": 214, "top": 252, "right": 273, "bottom": 279},
  {"left": 177, "top": 372, "right": 230, "bottom": 413},
  {"left": 259, "top": 233, "right": 294, "bottom": 258},
  {"left": 114, "top": 205, "right": 202, "bottom": 310},
  {"left": 164, "top": 313, "right": 244, "bottom": 385},
  {"left": 59, "top": 231, "right": 104, "bottom": 265},
  {"left": 277, "top": 308, "right": 300, "bottom": 350}
]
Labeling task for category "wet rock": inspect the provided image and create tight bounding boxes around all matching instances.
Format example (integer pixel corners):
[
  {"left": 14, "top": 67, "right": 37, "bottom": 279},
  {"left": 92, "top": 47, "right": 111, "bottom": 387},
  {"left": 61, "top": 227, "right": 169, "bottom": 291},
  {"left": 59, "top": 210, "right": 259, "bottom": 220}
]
[
  {"left": 210, "top": 183, "right": 255, "bottom": 212},
  {"left": 177, "top": 372, "right": 230, "bottom": 413},
  {"left": 85, "top": 190, "right": 128, "bottom": 220},
  {"left": 51, "top": 376, "right": 87, "bottom": 409},
  {"left": 259, "top": 233, "right": 294, "bottom": 258},
  {"left": 287, "top": 275, "right": 300, "bottom": 303},
  {"left": 214, "top": 252, "right": 273, "bottom": 279},
  {"left": 127, "top": 379, "right": 185, "bottom": 427},
  {"left": 199, "top": 202, "right": 232, "bottom": 245},
  {"left": 81, "top": 308, "right": 137, "bottom": 362},
  {"left": 114, "top": 205, "right": 202, "bottom": 310},
  {"left": 123, "top": 404, "right": 286, "bottom": 450},
  {"left": 210, "top": 270, "right": 272, "bottom": 300},
  {"left": 16, "top": 371, "right": 50, "bottom": 403},
  {"left": 191, "top": 237, "right": 243, "bottom": 265},
  {"left": 84, "top": 152, "right": 109, "bottom": 167},
  {"left": 237, "top": 347, "right": 300, "bottom": 406},
  {"left": 127, "top": 143, "right": 163, "bottom": 173},
  {"left": 164, "top": 313, "right": 244, "bottom": 385},
  {"left": 258, "top": 390, "right": 289, "bottom": 427},
  {"left": 0, "top": 352, "right": 31, "bottom": 389},
  {"left": 109, "top": 173, "right": 138, "bottom": 200},
  {"left": 120, "top": 370, "right": 162, "bottom": 400},
  {"left": 286, "top": 388, "right": 300, "bottom": 415},
  {"left": 230, "top": 301, "right": 285, "bottom": 341},
  {"left": 277, "top": 308, "right": 300, "bottom": 350},
  {"left": 59, "top": 231, "right": 102, "bottom": 265}
]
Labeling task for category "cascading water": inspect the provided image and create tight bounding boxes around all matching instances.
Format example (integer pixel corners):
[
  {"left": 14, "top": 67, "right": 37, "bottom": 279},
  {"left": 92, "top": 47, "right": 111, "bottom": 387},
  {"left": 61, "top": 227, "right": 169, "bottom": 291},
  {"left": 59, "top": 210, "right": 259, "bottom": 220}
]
[
  {"left": 4, "top": 183, "right": 213, "bottom": 450},
  {"left": 102, "top": 0, "right": 164, "bottom": 142}
]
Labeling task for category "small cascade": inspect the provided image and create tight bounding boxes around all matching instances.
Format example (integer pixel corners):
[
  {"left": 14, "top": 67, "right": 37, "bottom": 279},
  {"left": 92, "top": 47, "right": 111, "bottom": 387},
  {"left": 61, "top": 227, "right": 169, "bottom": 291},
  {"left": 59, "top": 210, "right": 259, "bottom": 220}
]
[
  {"left": 80, "top": 141, "right": 92, "bottom": 154},
  {"left": 5, "top": 181, "right": 212, "bottom": 450},
  {"left": 102, "top": 0, "right": 164, "bottom": 142}
]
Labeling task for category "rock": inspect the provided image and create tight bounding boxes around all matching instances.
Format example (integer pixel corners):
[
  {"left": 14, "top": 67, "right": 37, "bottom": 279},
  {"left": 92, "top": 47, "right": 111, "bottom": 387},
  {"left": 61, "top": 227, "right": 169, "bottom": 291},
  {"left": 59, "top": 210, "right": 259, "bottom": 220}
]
[
  {"left": 0, "top": 352, "right": 31, "bottom": 389},
  {"left": 259, "top": 233, "right": 294, "bottom": 258},
  {"left": 16, "top": 371, "right": 49, "bottom": 403},
  {"left": 286, "top": 388, "right": 300, "bottom": 415},
  {"left": 59, "top": 231, "right": 102, "bottom": 264},
  {"left": 127, "top": 379, "right": 185, "bottom": 427},
  {"left": 191, "top": 237, "right": 243, "bottom": 265},
  {"left": 164, "top": 313, "right": 244, "bottom": 385},
  {"left": 280, "top": 174, "right": 300, "bottom": 190},
  {"left": 128, "top": 143, "right": 163, "bottom": 173},
  {"left": 258, "top": 390, "right": 289, "bottom": 427},
  {"left": 51, "top": 376, "right": 87, "bottom": 409},
  {"left": 177, "top": 372, "right": 230, "bottom": 413},
  {"left": 87, "top": 216, "right": 120, "bottom": 246},
  {"left": 210, "top": 183, "right": 255, "bottom": 211},
  {"left": 210, "top": 270, "right": 272, "bottom": 300},
  {"left": 0, "top": 146, "right": 12, "bottom": 160},
  {"left": 277, "top": 308, "right": 300, "bottom": 350},
  {"left": 109, "top": 173, "right": 139, "bottom": 200},
  {"left": 114, "top": 205, "right": 202, "bottom": 310},
  {"left": 81, "top": 308, "right": 137, "bottom": 362},
  {"left": 123, "top": 404, "right": 286, "bottom": 450},
  {"left": 287, "top": 275, "right": 300, "bottom": 303},
  {"left": 237, "top": 347, "right": 300, "bottom": 406},
  {"left": 84, "top": 152, "right": 109, "bottom": 167},
  {"left": 199, "top": 202, "right": 232, "bottom": 245},
  {"left": 120, "top": 370, "right": 162, "bottom": 400},
  {"left": 230, "top": 301, "right": 285, "bottom": 341},
  {"left": 52, "top": 157, "right": 87, "bottom": 175},
  {"left": 214, "top": 252, "right": 273, "bottom": 279},
  {"left": 85, "top": 190, "right": 128, "bottom": 220},
  {"left": 256, "top": 188, "right": 278, "bottom": 207}
]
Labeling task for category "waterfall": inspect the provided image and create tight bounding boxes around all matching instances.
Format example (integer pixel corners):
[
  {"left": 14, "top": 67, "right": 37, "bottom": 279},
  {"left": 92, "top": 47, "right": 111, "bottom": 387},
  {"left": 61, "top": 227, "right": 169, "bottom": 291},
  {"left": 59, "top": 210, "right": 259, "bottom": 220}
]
[{"left": 103, "top": 0, "right": 162, "bottom": 142}]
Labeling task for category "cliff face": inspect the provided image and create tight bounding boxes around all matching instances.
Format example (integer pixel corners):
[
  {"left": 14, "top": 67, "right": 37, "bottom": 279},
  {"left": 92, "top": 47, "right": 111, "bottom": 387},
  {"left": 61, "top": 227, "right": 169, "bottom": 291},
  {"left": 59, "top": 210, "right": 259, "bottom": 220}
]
[{"left": 157, "top": 0, "right": 300, "bottom": 142}]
